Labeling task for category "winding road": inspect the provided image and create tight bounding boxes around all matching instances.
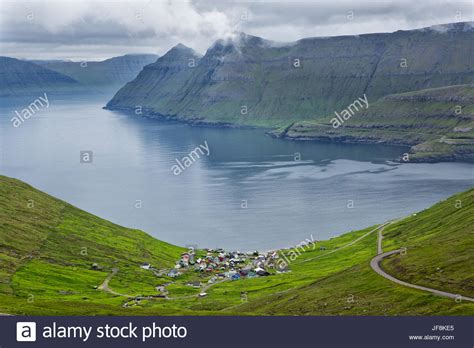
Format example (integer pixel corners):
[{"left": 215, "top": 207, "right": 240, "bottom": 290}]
[
  {"left": 370, "top": 228, "right": 474, "bottom": 302},
  {"left": 223, "top": 222, "right": 392, "bottom": 312}
]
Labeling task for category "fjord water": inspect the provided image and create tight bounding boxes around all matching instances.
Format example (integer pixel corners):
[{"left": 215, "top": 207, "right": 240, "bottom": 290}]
[{"left": 1, "top": 95, "right": 473, "bottom": 250}]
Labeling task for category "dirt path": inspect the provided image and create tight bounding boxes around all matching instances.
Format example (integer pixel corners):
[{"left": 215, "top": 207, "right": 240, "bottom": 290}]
[
  {"left": 297, "top": 222, "right": 390, "bottom": 264},
  {"left": 98, "top": 267, "right": 228, "bottom": 301},
  {"left": 98, "top": 268, "right": 133, "bottom": 298},
  {"left": 376, "top": 228, "right": 384, "bottom": 255},
  {"left": 370, "top": 231, "right": 474, "bottom": 302},
  {"left": 165, "top": 279, "right": 228, "bottom": 300}
]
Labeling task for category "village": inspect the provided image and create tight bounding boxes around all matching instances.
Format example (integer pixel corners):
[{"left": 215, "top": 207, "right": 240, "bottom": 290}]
[
  {"left": 136, "top": 246, "right": 297, "bottom": 300},
  {"left": 100, "top": 238, "right": 321, "bottom": 308}
]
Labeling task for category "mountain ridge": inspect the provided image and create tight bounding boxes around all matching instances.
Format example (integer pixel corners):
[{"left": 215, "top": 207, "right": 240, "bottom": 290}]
[
  {"left": 35, "top": 54, "right": 159, "bottom": 91},
  {"left": 0, "top": 54, "right": 159, "bottom": 96},
  {"left": 104, "top": 21, "right": 474, "bottom": 162},
  {"left": 105, "top": 22, "right": 474, "bottom": 127},
  {"left": 0, "top": 56, "right": 84, "bottom": 96}
]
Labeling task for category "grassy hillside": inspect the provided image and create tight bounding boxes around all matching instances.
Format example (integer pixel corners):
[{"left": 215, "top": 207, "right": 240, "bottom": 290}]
[
  {"left": 105, "top": 45, "right": 199, "bottom": 112},
  {"left": 275, "top": 85, "right": 474, "bottom": 162},
  {"left": 233, "top": 189, "right": 474, "bottom": 315},
  {"left": 0, "top": 176, "right": 185, "bottom": 315},
  {"left": 106, "top": 22, "right": 474, "bottom": 129},
  {"left": 0, "top": 175, "right": 472, "bottom": 315},
  {"left": 381, "top": 189, "right": 474, "bottom": 296}
]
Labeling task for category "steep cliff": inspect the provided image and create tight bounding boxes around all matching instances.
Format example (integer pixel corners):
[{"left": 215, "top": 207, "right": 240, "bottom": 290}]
[{"left": 106, "top": 22, "right": 474, "bottom": 128}]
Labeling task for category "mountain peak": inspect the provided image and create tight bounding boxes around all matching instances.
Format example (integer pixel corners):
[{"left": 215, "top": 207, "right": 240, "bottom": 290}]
[
  {"left": 214, "top": 32, "right": 270, "bottom": 48},
  {"left": 161, "top": 43, "right": 201, "bottom": 60},
  {"left": 206, "top": 32, "right": 273, "bottom": 58},
  {"left": 145, "top": 43, "right": 201, "bottom": 69},
  {"left": 173, "top": 43, "right": 190, "bottom": 50},
  {"left": 170, "top": 43, "right": 199, "bottom": 54}
]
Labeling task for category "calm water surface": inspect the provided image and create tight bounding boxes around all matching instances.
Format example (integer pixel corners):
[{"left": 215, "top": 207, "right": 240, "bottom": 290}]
[{"left": 1, "top": 95, "right": 473, "bottom": 250}]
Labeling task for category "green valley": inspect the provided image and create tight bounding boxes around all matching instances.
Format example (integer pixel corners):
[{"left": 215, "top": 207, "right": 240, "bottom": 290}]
[{"left": 0, "top": 175, "right": 472, "bottom": 316}]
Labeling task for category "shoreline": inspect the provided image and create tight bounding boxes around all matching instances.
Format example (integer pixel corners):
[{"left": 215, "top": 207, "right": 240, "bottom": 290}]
[
  {"left": 103, "top": 105, "right": 266, "bottom": 130},
  {"left": 104, "top": 105, "right": 474, "bottom": 164}
]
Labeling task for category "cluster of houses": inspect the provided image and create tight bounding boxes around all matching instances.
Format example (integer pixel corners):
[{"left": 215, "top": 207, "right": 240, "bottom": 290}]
[
  {"left": 133, "top": 242, "right": 331, "bottom": 299},
  {"left": 166, "top": 248, "right": 289, "bottom": 281},
  {"left": 127, "top": 236, "right": 332, "bottom": 302}
]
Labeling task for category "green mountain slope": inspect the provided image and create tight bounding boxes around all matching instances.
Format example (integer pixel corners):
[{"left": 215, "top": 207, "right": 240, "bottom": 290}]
[
  {"left": 0, "top": 57, "right": 83, "bottom": 96},
  {"left": 233, "top": 189, "right": 474, "bottom": 315},
  {"left": 0, "top": 175, "right": 472, "bottom": 315},
  {"left": 105, "top": 45, "right": 199, "bottom": 112},
  {"left": 274, "top": 85, "right": 474, "bottom": 162},
  {"left": 0, "top": 175, "right": 184, "bottom": 315},
  {"left": 381, "top": 189, "right": 474, "bottom": 296},
  {"left": 35, "top": 54, "right": 158, "bottom": 92},
  {"left": 106, "top": 22, "right": 474, "bottom": 128}
]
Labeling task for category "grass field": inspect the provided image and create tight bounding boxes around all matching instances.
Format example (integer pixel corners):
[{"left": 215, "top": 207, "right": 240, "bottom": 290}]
[
  {"left": 0, "top": 175, "right": 472, "bottom": 315},
  {"left": 275, "top": 85, "right": 474, "bottom": 162}
]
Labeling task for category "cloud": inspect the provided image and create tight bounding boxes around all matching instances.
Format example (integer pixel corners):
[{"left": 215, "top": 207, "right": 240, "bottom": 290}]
[
  {"left": 0, "top": 0, "right": 233, "bottom": 59},
  {"left": 196, "top": 0, "right": 472, "bottom": 40},
  {"left": 0, "top": 0, "right": 472, "bottom": 60}
]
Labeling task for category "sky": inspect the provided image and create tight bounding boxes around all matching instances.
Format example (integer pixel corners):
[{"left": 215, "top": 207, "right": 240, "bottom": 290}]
[{"left": 0, "top": 0, "right": 472, "bottom": 61}]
